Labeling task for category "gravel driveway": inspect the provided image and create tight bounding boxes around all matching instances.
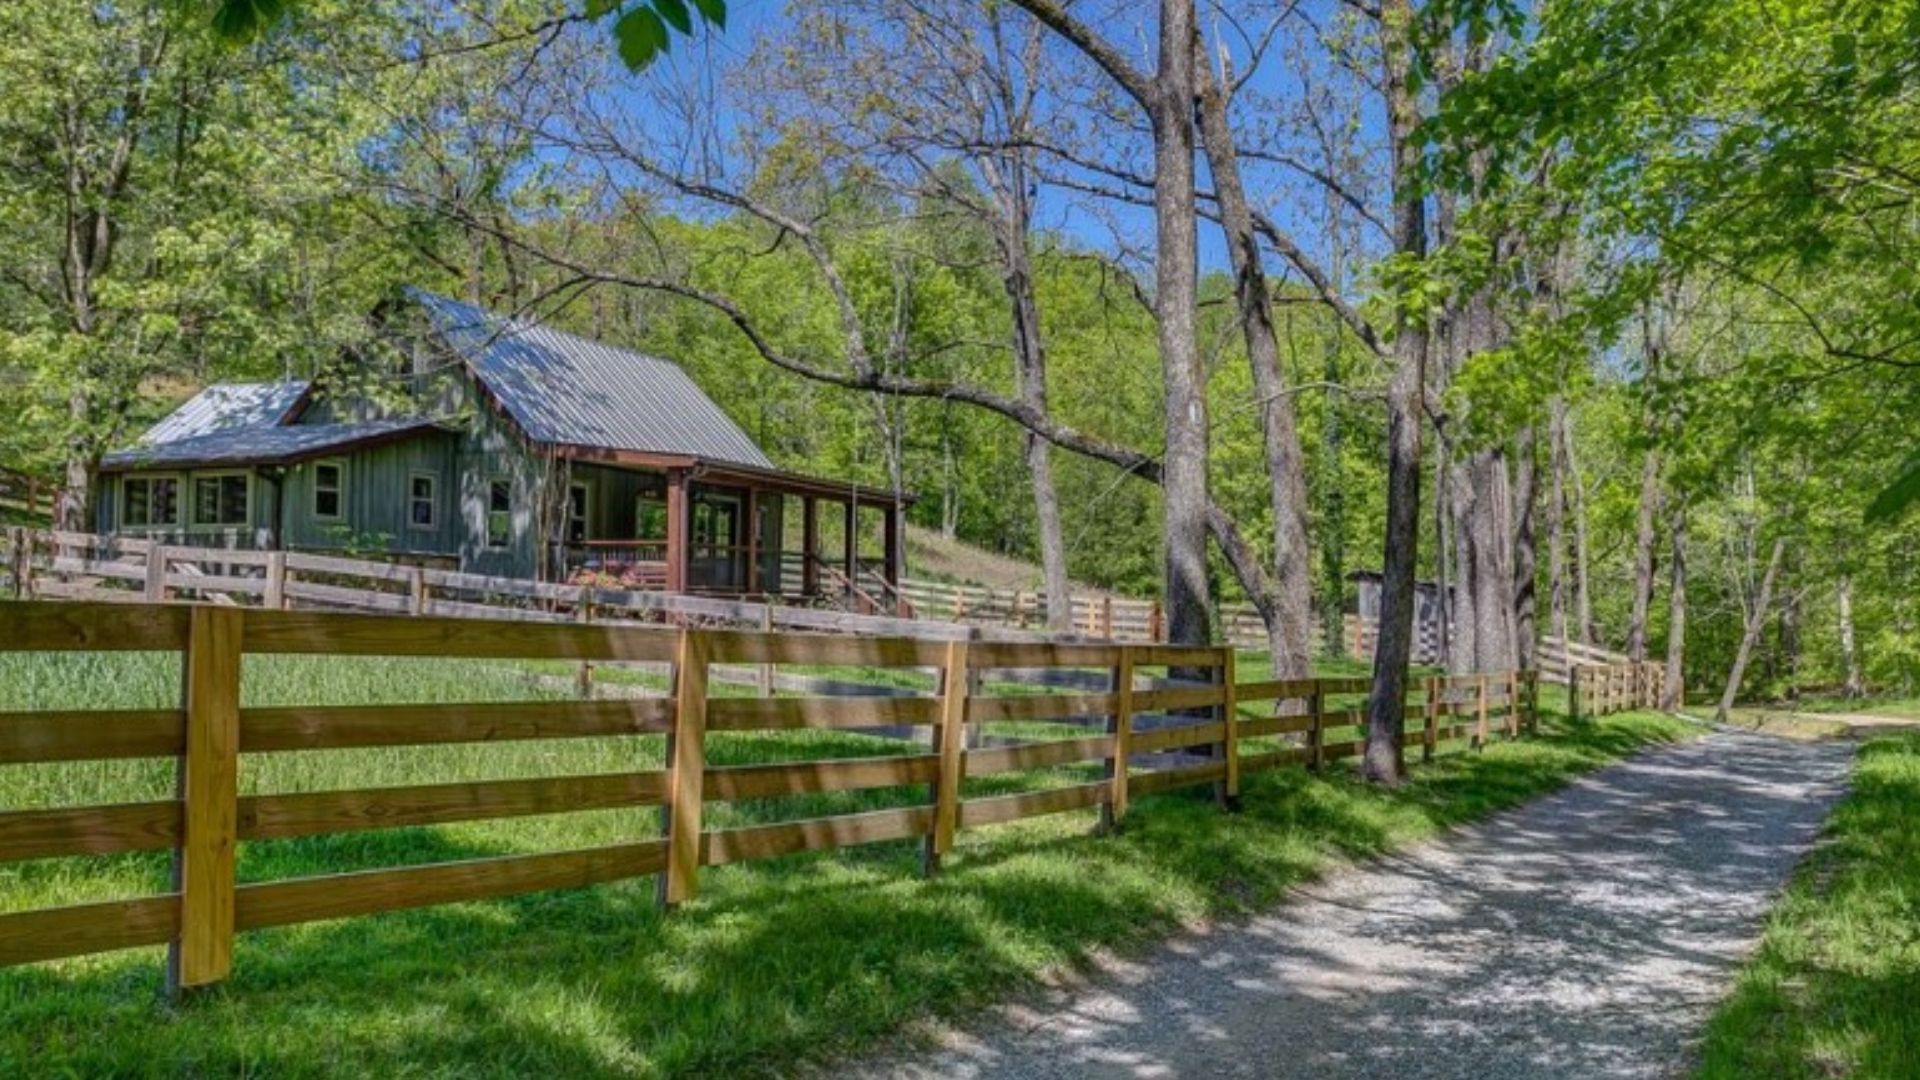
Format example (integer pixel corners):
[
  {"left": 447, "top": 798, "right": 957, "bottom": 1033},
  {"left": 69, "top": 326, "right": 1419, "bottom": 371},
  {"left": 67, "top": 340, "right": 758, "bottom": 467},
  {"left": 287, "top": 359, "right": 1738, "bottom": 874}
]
[{"left": 854, "top": 729, "right": 1854, "bottom": 1079}]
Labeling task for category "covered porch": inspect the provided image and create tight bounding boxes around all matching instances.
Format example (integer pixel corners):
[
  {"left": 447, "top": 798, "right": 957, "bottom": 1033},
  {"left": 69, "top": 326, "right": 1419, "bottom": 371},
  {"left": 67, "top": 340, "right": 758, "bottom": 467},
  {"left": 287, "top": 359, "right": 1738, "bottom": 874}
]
[{"left": 555, "top": 451, "right": 908, "bottom": 610}]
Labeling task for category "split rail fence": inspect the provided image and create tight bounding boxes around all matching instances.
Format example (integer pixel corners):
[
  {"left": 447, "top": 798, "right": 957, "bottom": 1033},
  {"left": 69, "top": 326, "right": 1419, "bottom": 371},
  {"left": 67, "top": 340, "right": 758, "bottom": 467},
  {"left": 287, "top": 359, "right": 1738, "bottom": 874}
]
[
  {"left": 0, "top": 599, "right": 1537, "bottom": 995},
  {"left": 1569, "top": 661, "right": 1668, "bottom": 719}
]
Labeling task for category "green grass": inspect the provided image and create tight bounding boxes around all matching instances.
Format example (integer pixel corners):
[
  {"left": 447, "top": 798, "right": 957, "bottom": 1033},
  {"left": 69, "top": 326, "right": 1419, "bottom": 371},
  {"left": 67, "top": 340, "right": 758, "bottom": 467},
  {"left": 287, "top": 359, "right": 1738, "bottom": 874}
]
[
  {"left": 1791, "top": 695, "right": 1920, "bottom": 720},
  {"left": 1696, "top": 733, "right": 1920, "bottom": 1079},
  {"left": 0, "top": 653, "right": 1689, "bottom": 1077}
]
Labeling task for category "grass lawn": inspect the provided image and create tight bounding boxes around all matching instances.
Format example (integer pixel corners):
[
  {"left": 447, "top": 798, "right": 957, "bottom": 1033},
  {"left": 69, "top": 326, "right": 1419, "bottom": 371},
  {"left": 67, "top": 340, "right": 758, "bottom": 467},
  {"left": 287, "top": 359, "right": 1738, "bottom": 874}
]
[
  {"left": 1695, "top": 732, "right": 1920, "bottom": 1079},
  {"left": 0, "top": 651, "right": 1688, "bottom": 1078}
]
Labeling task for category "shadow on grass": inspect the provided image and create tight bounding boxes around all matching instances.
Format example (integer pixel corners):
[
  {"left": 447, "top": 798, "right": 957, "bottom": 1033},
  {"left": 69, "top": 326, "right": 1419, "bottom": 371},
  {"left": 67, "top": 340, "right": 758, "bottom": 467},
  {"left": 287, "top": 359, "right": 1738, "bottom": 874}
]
[{"left": 0, "top": 711, "right": 1691, "bottom": 1079}]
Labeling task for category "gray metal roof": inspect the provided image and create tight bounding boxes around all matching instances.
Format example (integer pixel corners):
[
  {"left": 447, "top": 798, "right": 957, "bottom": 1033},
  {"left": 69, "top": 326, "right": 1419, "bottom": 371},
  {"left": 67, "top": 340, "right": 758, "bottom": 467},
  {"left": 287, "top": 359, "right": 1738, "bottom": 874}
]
[
  {"left": 412, "top": 289, "right": 774, "bottom": 469},
  {"left": 102, "top": 419, "right": 441, "bottom": 471},
  {"left": 141, "top": 381, "right": 309, "bottom": 445}
]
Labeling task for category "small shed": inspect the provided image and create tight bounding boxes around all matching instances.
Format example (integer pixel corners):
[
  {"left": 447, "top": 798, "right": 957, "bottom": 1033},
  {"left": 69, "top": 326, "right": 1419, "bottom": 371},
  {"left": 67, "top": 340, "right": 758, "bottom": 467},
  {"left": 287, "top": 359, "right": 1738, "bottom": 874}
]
[{"left": 1348, "top": 570, "right": 1452, "bottom": 664}]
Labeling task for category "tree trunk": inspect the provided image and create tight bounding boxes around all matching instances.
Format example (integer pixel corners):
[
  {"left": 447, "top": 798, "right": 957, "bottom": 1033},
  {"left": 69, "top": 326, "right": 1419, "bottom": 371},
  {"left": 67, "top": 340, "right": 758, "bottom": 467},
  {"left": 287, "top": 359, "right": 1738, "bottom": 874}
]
[
  {"left": 59, "top": 386, "right": 95, "bottom": 533},
  {"left": 1661, "top": 505, "right": 1687, "bottom": 710},
  {"left": 1320, "top": 339, "right": 1348, "bottom": 659},
  {"left": 1565, "top": 407, "right": 1598, "bottom": 645},
  {"left": 1364, "top": 0, "right": 1429, "bottom": 784},
  {"left": 1452, "top": 449, "right": 1518, "bottom": 673},
  {"left": 1547, "top": 397, "right": 1571, "bottom": 662},
  {"left": 1150, "top": 0, "right": 1210, "bottom": 646},
  {"left": 997, "top": 197, "right": 1073, "bottom": 631},
  {"left": 1626, "top": 446, "right": 1662, "bottom": 661},
  {"left": 1194, "top": 47, "right": 1314, "bottom": 678},
  {"left": 1838, "top": 574, "right": 1864, "bottom": 698},
  {"left": 1435, "top": 433, "right": 1455, "bottom": 668},
  {"left": 1716, "top": 536, "right": 1787, "bottom": 722},
  {"left": 1512, "top": 427, "right": 1539, "bottom": 670}
]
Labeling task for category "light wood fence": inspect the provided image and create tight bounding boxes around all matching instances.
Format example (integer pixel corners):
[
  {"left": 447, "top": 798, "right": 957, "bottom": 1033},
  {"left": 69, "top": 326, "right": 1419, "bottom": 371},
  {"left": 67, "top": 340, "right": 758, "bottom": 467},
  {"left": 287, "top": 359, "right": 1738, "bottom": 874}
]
[
  {"left": 1568, "top": 661, "right": 1667, "bottom": 719},
  {"left": 0, "top": 599, "right": 1538, "bottom": 995},
  {"left": 1566, "top": 657, "right": 1674, "bottom": 714}
]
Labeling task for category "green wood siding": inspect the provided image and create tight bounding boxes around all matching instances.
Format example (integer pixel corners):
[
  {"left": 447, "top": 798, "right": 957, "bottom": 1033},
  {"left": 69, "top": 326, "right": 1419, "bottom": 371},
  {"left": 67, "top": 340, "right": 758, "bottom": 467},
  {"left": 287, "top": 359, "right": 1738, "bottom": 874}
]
[{"left": 278, "top": 431, "right": 462, "bottom": 558}]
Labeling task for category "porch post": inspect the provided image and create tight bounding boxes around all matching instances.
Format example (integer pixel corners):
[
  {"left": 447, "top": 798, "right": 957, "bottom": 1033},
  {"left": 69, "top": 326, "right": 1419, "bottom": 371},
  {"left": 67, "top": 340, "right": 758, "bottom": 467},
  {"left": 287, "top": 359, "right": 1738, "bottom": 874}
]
[
  {"left": 883, "top": 499, "right": 903, "bottom": 592},
  {"left": 848, "top": 495, "right": 864, "bottom": 599},
  {"left": 744, "top": 487, "right": 761, "bottom": 595},
  {"left": 801, "top": 496, "right": 819, "bottom": 596},
  {"left": 842, "top": 496, "right": 858, "bottom": 587},
  {"left": 665, "top": 468, "right": 689, "bottom": 593}
]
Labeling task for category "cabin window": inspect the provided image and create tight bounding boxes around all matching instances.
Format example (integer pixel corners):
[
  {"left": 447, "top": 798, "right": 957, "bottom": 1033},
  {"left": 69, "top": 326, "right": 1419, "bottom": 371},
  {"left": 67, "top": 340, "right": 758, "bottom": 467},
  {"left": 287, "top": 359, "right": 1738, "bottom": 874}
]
[
  {"left": 567, "top": 483, "right": 590, "bottom": 544},
  {"left": 487, "top": 478, "right": 512, "bottom": 549},
  {"left": 122, "top": 476, "right": 181, "bottom": 529},
  {"left": 192, "top": 473, "right": 250, "bottom": 528},
  {"left": 312, "top": 460, "right": 345, "bottom": 520},
  {"left": 409, "top": 473, "right": 437, "bottom": 530}
]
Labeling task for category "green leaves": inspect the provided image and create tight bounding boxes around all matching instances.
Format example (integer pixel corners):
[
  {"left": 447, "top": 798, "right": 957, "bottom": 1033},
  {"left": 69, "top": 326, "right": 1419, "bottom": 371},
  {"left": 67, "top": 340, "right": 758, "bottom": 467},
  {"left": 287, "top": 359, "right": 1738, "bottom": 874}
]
[
  {"left": 614, "top": 6, "right": 669, "bottom": 70},
  {"left": 208, "top": 0, "right": 290, "bottom": 40},
  {"left": 203, "top": 2, "right": 730, "bottom": 74},
  {"left": 1866, "top": 448, "right": 1920, "bottom": 524},
  {"left": 599, "top": 0, "right": 727, "bottom": 71}
]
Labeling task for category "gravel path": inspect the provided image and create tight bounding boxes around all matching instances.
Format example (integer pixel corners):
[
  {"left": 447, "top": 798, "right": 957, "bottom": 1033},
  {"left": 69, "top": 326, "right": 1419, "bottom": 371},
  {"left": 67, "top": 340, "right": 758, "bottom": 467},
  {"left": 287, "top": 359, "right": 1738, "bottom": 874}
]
[{"left": 856, "top": 729, "right": 1854, "bottom": 1079}]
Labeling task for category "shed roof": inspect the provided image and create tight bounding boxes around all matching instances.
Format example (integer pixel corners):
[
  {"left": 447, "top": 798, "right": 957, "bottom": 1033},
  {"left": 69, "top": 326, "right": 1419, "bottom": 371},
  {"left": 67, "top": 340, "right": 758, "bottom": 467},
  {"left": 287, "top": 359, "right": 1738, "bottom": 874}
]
[
  {"left": 142, "top": 381, "right": 310, "bottom": 444},
  {"left": 102, "top": 419, "right": 443, "bottom": 472},
  {"left": 412, "top": 290, "right": 774, "bottom": 470}
]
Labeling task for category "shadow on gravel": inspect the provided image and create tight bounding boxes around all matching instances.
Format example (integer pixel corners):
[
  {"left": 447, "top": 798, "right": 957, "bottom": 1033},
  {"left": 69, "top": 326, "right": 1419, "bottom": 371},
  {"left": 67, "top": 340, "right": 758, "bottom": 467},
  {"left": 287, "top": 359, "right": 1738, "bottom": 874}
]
[{"left": 868, "top": 729, "right": 1855, "bottom": 1080}]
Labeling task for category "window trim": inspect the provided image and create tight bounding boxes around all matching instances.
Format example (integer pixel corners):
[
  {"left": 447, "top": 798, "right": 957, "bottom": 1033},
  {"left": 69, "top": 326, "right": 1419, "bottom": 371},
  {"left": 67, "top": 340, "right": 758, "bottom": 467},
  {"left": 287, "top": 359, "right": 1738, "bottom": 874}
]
[
  {"left": 188, "top": 470, "right": 253, "bottom": 531},
  {"left": 311, "top": 458, "right": 347, "bottom": 522},
  {"left": 408, "top": 471, "right": 439, "bottom": 532},
  {"left": 486, "top": 476, "right": 513, "bottom": 550},
  {"left": 120, "top": 473, "right": 184, "bottom": 531}
]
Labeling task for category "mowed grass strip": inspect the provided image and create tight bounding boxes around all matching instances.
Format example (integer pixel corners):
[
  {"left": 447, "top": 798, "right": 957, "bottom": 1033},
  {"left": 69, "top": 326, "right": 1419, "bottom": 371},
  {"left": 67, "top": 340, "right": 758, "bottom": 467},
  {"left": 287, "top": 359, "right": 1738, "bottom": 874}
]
[
  {"left": 0, "top": 651, "right": 1688, "bottom": 1078},
  {"left": 1696, "top": 732, "right": 1920, "bottom": 1080}
]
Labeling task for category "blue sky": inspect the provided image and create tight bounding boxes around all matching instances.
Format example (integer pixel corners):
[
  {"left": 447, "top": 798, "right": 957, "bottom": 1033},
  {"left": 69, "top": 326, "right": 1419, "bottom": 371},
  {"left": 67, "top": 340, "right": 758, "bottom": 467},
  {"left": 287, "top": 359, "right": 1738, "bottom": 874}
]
[{"left": 592, "top": 0, "right": 1387, "bottom": 284}]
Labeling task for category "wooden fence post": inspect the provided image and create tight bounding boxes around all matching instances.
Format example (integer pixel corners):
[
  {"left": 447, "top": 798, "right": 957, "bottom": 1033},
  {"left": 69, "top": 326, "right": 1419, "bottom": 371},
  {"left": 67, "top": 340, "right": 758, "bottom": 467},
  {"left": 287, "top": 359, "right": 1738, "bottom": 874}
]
[
  {"left": 1507, "top": 671, "right": 1521, "bottom": 738},
  {"left": 1569, "top": 664, "right": 1583, "bottom": 722},
  {"left": 575, "top": 586, "right": 597, "bottom": 700},
  {"left": 757, "top": 606, "right": 775, "bottom": 698},
  {"left": 263, "top": 551, "right": 286, "bottom": 610},
  {"left": 1476, "top": 674, "right": 1490, "bottom": 749},
  {"left": 1102, "top": 647, "right": 1135, "bottom": 831},
  {"left": 1308, "top": 681, "right": 1326, "bottom": 771},
  {"left": 1423, "top": 676, "right": 1439, "bottom": 763},
  {"left": 169, "top": 606, "right": 242, "bottom": 997},
  {"left": 923, "top": 639, "right": 969, "bottom": 876},
  {"left": 1527, "top": 671, "right": 1540, "bottom": 732},
  {"left": 1148, "top": 600, "right": 1164, "bottom": 643},
  {"left": 1101, "top": 595, "right": 1115, "bottom": 639},
  {"left": 1218, "top": 649, "right": 1239, "bottom": 808},
  {"left": 145, "top": 545, "right": 167, "bottom": 603},
  {"left": 658, "top": 629, "right": 710, "bottom": 909}
]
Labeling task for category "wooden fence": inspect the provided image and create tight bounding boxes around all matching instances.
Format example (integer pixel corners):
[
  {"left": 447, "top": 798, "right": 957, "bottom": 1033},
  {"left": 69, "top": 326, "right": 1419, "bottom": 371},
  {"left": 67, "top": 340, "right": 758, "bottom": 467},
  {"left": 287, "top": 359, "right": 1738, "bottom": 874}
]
[
  {"left": 4, "top": 526, "right": 1618, "bottom": 689},
  {"left": 1569, "top": 661, "right": 1667, "bottom": 719},
  {"left": 0, "top": 599, "right": 1538, "bottom": 994}
]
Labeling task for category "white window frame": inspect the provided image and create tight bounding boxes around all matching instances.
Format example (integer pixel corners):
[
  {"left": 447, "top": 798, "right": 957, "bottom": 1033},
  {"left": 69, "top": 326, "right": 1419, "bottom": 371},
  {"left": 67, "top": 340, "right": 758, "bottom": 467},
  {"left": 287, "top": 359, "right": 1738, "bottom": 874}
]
[
  {"left": 312, "top": 458, "right": 347, "bottom": 521},
  {"left": 408, "top": 471, "right": 439, "bottom": 531},
  {"left": 567, "top": 481, "right": 591, "bottom": 545},
  {"left": 486, "top": 476, "right": 513, "bottom": 550},
  {"left": 188, "top": 470, "right": 253, "bottom": 531},
  {"left": 121, "top": 473, "right": 184, "bottom": 531}
]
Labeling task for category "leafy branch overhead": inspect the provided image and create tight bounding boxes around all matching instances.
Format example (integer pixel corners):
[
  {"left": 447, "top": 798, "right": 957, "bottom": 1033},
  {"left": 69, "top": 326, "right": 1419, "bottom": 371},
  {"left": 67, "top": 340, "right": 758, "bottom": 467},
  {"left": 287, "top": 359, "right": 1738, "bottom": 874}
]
[{"left": 207, "top": 0, "right": 725, "bottom": 70}]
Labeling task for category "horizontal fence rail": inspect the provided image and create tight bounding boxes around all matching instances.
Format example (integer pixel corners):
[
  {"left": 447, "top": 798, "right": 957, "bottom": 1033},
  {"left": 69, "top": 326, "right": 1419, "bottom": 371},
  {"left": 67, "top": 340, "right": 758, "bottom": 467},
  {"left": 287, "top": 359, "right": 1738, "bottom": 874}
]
[{"left": 0, "top": 599, "right": 1541, "bottom": 994}]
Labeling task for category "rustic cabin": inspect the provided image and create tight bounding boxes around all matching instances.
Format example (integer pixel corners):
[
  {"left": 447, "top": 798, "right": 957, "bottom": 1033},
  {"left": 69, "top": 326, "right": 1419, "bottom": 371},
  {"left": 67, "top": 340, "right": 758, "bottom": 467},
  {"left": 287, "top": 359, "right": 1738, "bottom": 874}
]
[{"left": 94, "top": 289, "right": 908, "bottom": 604}]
